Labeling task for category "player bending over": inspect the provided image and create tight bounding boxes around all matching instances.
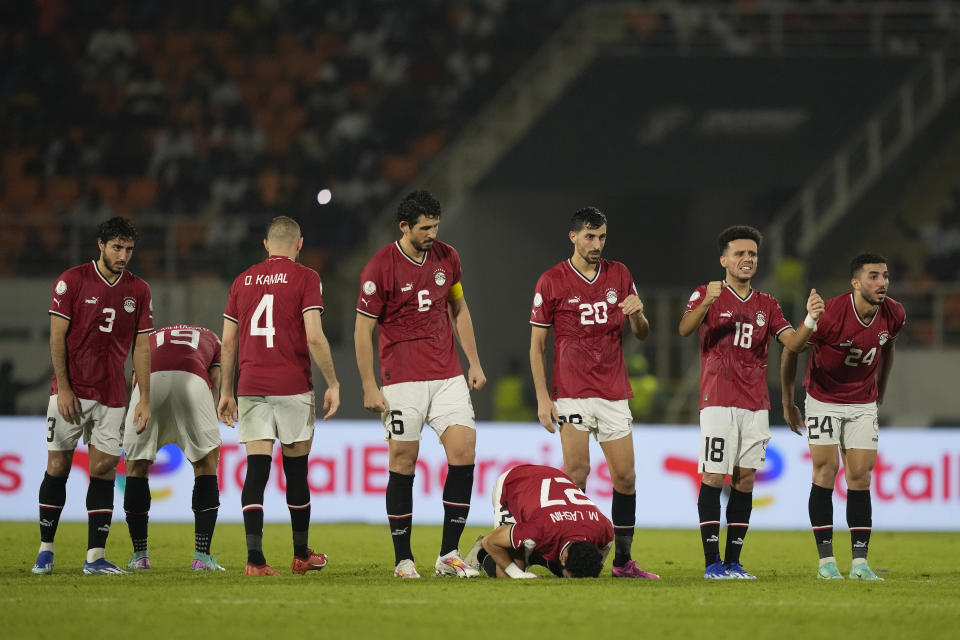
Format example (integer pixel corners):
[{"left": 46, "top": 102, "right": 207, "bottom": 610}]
[
  {"left": 123, "top": 324, "right": 225, "bottom": 571},
  {"left": 465, "top": 464, "right": 612, "bottom": 579}
]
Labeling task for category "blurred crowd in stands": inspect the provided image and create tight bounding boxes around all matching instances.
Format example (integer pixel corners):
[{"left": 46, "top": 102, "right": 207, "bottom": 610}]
[{"left": 0, "top": 0, "right": 568, "bottom": 278}]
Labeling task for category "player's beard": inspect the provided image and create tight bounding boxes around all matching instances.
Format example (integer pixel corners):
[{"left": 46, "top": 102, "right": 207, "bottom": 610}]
[
  {"left": 411, "top": 238, "right": 433, "bottom": 253},
  {"left": 101, "top": 253, "right": 126, "bottom": 275},
  {"left": 862, "top": 291, "right": 885, "bottom": 306},
  {"left": 581, "top": 249, "right": 601, "bottom": 264}
]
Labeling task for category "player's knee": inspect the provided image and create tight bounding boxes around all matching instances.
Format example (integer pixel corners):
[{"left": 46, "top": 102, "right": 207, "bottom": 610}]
[
  {"left": 126, "top": 460, "right": 151, "bottom": 477},
  {"left": 565, "top": 463, "right": 589, "bottom": 487},
  {"left": 845, "top": 467, "right": 871, "bottom": 489},
  {"left": 610, "top": 467, "right": 635, "bottom": 493},
  {"left": 812, "top": 462, "right": 839, "bottom": 486},
  {"left": 46, "top": 455, "right": 72, "bottom": 477}
]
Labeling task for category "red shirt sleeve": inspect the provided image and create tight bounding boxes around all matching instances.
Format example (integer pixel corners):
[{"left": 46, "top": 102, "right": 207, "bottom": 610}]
[
  {"left": 530, "top": 272, "right": 554, "bottom": 327},
  {"left": 49, "top": 270, "right": 78, "bottom": 320},
  {"left": 137, "top": 281, "right": 153, "bottom": 333},
  {"left": 683, "top": 285, "right": 707, "bottom": 314},
  {"left": 357, "top": 258, "right": 386, "bottom": 318},
  {"left": 301, "top": 268, "right": 324, "bottom": 314}
]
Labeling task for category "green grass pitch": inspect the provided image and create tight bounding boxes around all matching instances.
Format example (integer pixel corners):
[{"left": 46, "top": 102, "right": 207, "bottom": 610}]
[{"left": 2, "top": 523, "right": 958, "bottom": 639}]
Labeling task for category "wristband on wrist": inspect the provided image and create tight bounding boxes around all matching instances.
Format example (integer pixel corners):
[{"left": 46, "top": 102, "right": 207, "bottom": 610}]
[
  {"left": 803, "top": 314, "right": 818, "bottom": 330},
  {"left": 504, "top": 562, "right": 525, "bottom": 579}
]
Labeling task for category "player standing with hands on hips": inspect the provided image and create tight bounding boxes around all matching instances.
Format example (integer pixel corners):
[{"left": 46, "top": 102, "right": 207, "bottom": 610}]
[
  {"left": 781, "top": 253, "right": 904, "bottom": 581},
  {"left": 219, "top": 216, "right": 340, "bottom": 576},
  {"left": 679, "top": 225, "right": 823, "bottom": 579},
  {"left": 529, "top": 206, "right": 658, "bottom": 579},
  {"left": 34, "top": 217, "right": 153, "bottom": 575},
  {"left": 355, "top": 190, "right": 486, "bottom": 579}
]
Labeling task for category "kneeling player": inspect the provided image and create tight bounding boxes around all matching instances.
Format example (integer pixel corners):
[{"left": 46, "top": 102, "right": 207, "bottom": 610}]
[
  {"left": 123, "top": 324, "right": 225, "bottom": 571},
  {"left": 466, "top": 464, "right": 613, "bottom": 578}
]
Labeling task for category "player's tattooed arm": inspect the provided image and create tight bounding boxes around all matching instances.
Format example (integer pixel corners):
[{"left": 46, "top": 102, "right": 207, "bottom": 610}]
[{"left": 780, "top": 347, "right": 805, "bottom": 435}]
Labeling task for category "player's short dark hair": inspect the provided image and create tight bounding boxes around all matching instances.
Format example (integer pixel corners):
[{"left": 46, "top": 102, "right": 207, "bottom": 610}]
[
  {"left": 97, "top": 217, "right": 139, "bottom": 244},
  {"left": 850, "top": 252, "right": 888, "bottom": 278},
  {"left": 570, "top": 207, "right": 607, "bottom": 233},
  {"left": 563, "top": 541, "right": 604, "bottom": 578},
  {"left": 396, "top": 190, "right": 441, "bottom": 227},
  {"left": 717, "top": 225, "right": 762, "bottom": 254}
]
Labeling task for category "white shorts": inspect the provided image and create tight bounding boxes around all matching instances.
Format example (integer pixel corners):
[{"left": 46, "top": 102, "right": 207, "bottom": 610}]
[
  {"left": 123, "top": 371, "right": 222, "bottom": 463},
  {"left": 555, "top": 397, "right": 633, "bottom": 443},
  {"left": 491, "top": 470, "right": 517, "bottom": 527},
  {"left": 381, "top": 376, "right": 475, "bottom": 442},
  {"left": 45, "top": 395, "right": 126, "bottom": 457},
  {"left": 804, "top": 396, "right": 879, "bottom": 451},
  {"left": 238, "top": 391, "right": 315, "bottom": 445},
  {"left": 698, "top": 406, "right": 770, "bottom": 474}
]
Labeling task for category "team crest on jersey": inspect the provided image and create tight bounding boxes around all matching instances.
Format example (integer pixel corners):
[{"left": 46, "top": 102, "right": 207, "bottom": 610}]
[
  {"left": 363, "top": 280, "right": 377, "bottom": 295},
  {"left": 605, "top": 288, "right": 618, "bottom": 305},
  {"left": 533, "top": 292, "right": 543, "bottom": 308},
  {"left": 689, "top": 290, "right": 701, "bottom": 302},
  {"left": 123, "top": 297, "right": 136, "bottom": 313},
  {"left": 433, "top": 269, "right": 446, "bottom": 286},
  {"left": 755, "top": 311, "right": 766, "bottom": 327},
  {"left": 55, "top": 280, "right": 67, "bottom": 295},
  {"left": 878, "top": 330, "right": 889, "bottom": 345}
]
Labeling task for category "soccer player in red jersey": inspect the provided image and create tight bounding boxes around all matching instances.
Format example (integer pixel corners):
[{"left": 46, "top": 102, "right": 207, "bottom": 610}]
[
  {"left": 466, "top": 464, "right": 613, "bottom": 579},
  {"left": 122, "top": 324, "right": 225, "bottom": 572},
  {"left": 529, "top": 206, "right": 658, "bottom": 579},
  {"left": 33, "top": 217, "right": 153, "bottom": 575},
  {"left": 781, "top": 253, "right": 904, "bottom": 581},
  {"left": 218, "top": 216, "right": 340, "bottom": 577},
  {"left": 679, "top": 225, "right": 823, "bottom": 580},
  {"left": 354, "top": 190, "right": 486, "bottom": 579}
]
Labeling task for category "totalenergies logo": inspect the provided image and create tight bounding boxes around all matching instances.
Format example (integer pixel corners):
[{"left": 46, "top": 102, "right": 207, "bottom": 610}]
[
  {"left": 71, "top": 445, "right": 185, "bottom": 499},
  {"left": 662, "top": 445, "right": 786, "bottom": 507}
]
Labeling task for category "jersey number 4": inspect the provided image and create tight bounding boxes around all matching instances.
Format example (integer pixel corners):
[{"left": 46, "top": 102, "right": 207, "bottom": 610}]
[{"left": 251, "top": 294, "right": 276, "bottom": 348}]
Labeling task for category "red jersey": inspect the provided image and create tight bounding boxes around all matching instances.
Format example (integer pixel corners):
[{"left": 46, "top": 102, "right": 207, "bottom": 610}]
[
  {"left": 356, "top": 240, "right": 463, "bottom": 385},
  {"left": 804, "top": 293, "right": 905, "bottom": 404},
  {"left": 530, "top": 259, "right": 635, "bottom": 401},
  {"left": 149, "top": 324, "right": 221, "bottom": 388},
  {"left": 48, "top": 261, "right": 153, "bottom": 407},
  {"left": 223, "top": 256, "right": 324, "bottom": 396},
  {"left": 684, "top": 285, "right": 791, "bottom": 411},
  {"left": 503, "top": 465, "right": 613, "bottom": 567}
]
